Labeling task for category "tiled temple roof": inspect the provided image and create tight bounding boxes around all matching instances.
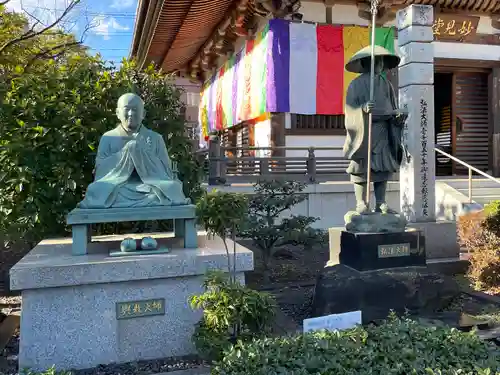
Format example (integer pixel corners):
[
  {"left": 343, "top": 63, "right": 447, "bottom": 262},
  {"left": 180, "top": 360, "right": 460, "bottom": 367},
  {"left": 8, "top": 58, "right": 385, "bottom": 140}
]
[{"left": 131, "top": 0, "right": 500, "bottom": 77}]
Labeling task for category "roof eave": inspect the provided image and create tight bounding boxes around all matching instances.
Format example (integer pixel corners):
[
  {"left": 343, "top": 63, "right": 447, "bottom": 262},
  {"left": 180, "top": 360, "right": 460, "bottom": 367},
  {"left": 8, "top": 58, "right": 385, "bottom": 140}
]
[{"left": 130, "top": 0, "right": 150, "bottom": 59}]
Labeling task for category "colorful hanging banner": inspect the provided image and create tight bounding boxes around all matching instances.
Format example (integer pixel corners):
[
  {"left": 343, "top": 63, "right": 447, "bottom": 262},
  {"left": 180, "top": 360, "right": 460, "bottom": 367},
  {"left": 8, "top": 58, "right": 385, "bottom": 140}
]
[{"left": 199, "top": 19, "right": 395, "bottom": 133}]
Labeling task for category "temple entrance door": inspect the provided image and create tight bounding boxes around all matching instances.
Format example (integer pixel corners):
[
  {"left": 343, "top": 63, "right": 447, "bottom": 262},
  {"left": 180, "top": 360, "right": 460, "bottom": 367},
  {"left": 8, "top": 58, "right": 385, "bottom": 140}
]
[
  {"left": 453, "top": 72, "right": 490, "bottom": 175},
  {"left": 434, "top": 72, "right": 453, "bottom": 176},
  {"left": 434, "top": 70, "right": 490, "bottom": 175}
]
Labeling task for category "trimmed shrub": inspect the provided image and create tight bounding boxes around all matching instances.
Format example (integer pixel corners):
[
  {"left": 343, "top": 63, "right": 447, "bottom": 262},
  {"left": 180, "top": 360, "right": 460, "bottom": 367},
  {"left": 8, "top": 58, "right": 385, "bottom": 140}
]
[
  {"left": 458, "top": 201, "right": 500, "bottom": 291},
  {"left": 458, "top": 210, "right": 488, "bottom": 251},
  {"left": 213, "top": 316, "right": 500, "bottom": 375},
  {"left": 190, "top": 271, "right": 276, "bottom": 362},
  {"left": 483, "top": 200, "right": 500, "bottom": 237}
]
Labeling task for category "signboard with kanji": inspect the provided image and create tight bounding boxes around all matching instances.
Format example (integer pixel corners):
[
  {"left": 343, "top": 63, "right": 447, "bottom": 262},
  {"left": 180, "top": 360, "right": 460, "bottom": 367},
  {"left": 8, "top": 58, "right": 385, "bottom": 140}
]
[{"left": 432, "top": 14, "right": 480, "bottom": 42}]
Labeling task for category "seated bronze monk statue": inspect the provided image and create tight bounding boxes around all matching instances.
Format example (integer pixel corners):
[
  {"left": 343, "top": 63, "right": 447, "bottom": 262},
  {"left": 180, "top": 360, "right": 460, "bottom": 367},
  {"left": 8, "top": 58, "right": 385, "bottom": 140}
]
[{"left": 78, "top": 93, "right": 190, "bottom": 209}]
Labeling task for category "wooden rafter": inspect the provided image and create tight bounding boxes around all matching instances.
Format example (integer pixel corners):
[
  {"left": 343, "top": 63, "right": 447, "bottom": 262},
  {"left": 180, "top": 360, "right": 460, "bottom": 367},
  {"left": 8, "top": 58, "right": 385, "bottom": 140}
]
[
  {"left": 188, "top": 0, "right": 252, "bottom": 80},
  {"left": 188, "top": 0, "right": 300, "bottom": 80}
]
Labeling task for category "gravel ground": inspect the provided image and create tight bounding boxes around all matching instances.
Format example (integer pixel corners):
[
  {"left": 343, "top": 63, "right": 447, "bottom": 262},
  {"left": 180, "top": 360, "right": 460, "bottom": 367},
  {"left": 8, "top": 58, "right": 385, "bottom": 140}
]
[
  {"left": 272, "top": 287, "right": 500, "bottom": 329},
  {"left": 72, "top": 357, "right": 209, "bottom": 375},
  {"left": 241, "top": 241, "right": 328, "bottom": 289},
  {"left": 0, "top": 336, "right": 208, "bottom": 375},
  {"left": 0, "top": 329, "right": 19, "bottom": 375},
  {"left": 272, "top": 285, "right": 314, "bottom": 327}
]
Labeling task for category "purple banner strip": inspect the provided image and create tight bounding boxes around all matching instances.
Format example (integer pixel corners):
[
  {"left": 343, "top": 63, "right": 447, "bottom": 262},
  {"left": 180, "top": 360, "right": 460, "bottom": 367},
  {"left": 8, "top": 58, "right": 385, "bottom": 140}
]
[
  {"left": 266, "top": 19, "right": 290, "bottom": 113},
  {"left": 232, "top": 51, "right": 242, "bottom": 125}
]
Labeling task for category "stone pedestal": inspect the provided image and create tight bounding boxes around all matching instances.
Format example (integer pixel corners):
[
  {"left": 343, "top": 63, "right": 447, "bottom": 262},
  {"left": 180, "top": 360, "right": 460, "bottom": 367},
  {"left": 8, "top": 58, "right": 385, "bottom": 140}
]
[
  {"left": 10, "top": 233, "right": 253, "bottom": 371},
  {"left": 397, "top": 5, "right": 436, "bottom": 222},
  {"left": 66, "top": 205, "right": 198, "bottom": 256},
  {"left": 334, "top": 229, "right": 426, "bottom": 271}
]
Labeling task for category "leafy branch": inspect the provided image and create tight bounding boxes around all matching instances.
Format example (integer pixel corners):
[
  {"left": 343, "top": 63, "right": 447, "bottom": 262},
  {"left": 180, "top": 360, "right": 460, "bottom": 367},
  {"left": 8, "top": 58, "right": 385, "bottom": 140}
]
[
  {"left": 0, "top": 0, "right": 80, "bottom": 56},
  {"left": 23, "top": 20, "right": 92, "bottom": 71}
]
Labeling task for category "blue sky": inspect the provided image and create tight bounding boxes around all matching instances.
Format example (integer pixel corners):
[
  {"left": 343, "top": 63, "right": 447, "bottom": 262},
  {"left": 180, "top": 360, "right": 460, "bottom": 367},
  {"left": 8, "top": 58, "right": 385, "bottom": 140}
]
[{"left": 6, "top": 0, "right": 138, "bottom": 64}]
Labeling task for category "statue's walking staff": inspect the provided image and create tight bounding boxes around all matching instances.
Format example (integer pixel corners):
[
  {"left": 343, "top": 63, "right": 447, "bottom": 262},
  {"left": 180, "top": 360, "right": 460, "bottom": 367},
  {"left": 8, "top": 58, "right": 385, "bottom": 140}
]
[{"left": 365, "top": 0, "right": 380, "bottom": 209}]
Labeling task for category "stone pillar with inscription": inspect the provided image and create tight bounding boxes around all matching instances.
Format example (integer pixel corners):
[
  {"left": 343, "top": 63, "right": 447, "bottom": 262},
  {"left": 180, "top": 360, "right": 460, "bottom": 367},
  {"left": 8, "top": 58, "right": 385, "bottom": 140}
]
[{"left": 397, "top": 4, "right": 436, "bottom": 222}]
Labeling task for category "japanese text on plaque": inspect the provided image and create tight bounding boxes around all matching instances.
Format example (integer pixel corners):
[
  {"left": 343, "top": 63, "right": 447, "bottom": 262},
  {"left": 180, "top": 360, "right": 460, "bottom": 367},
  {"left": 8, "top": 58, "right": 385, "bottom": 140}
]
[
  {"left": 432, "top": 15, "right": 479, "bottom": 40},
  {"left": 378, "top": 243, "right": 411, "bottom": 258},
  {"left": 116, "top": 298, "right": 165, "bottom": 320}
]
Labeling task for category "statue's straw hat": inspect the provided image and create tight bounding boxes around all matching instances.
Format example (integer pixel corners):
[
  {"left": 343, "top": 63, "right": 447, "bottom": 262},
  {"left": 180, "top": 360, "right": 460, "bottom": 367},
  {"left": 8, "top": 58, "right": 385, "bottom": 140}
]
[{"left": 345, "top": 45, "right": 400, "bottom": 73}]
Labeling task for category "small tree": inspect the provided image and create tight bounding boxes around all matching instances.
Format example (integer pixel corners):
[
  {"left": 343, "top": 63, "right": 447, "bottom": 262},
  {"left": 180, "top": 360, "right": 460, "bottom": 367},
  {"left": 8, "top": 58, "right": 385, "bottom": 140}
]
[
  {"left": 241, "top": 180, "right": 325, "bottom": 280},
  {"left": 196, "top": 190, "right": 248, "bottom": 280},
  {"left": 192, "top": 190, "right": 276, "bottom": 361}
]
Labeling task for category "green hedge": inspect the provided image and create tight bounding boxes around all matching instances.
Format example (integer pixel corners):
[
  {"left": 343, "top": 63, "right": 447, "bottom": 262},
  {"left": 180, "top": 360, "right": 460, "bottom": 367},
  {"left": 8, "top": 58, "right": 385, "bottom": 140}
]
[{"left": 213, "top": 317, "right": 500, "bottom": 375}]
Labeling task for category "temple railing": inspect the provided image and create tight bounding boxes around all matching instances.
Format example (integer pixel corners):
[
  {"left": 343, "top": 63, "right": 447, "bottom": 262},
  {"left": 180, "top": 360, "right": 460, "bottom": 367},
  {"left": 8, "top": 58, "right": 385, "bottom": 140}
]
[
  {"left": 200, "top": 144, "right": 350, "bottom": 185},
  {"left": 434, "top": 147, "right": 500, "bottom": 204}
]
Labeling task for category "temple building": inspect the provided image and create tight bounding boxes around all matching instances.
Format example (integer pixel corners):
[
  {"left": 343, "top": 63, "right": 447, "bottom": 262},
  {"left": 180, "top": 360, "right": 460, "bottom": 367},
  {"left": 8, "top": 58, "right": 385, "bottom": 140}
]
[{"left": 131, "top": 0, "right": 500, "bottom": 177}]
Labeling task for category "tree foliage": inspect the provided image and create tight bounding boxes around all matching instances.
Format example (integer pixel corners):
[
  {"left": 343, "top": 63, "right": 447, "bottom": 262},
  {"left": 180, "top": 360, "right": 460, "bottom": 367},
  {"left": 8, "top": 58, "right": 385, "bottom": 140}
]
[
  {"left": 0, "top": 52, "right": 202, "bottom": 247},
  {"left": 196, "top": 191, "right": 249, "bottom": 280},
  {"left": 240, "top": 181, "right": 326, "bottom": 275},
  {"left": 0, "top": 2, "right": 87, "bottom": 78},
  {"left": 190, "top": 271, "right": 276, "bottom": 362}
]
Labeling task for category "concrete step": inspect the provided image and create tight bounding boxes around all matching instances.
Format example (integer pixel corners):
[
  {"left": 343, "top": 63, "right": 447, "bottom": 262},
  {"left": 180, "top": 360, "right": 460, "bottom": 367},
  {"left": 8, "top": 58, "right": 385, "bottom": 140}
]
[
  {"left": 455, "top": 187, "right": 500, "bottom": 196},
  {"left": 453, "top": 188, "right": 500, "bottom": 207},
  {"left": 445, "top": 179, "right": 500, "bottom": 190}
]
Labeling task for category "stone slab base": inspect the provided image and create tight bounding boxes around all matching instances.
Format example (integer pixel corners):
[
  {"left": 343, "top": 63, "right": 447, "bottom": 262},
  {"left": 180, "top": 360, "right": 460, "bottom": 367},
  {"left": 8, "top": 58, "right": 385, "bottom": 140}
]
[
  {"left": 328, "top": 220, "right": 460, "bottom": 266},
  {"left": 407, "top": 221, "right": 460, "bottom": 259},
  {"left": 426, "top": 258, "right": 469, "bottom": 276},
  {"left": 109, "top": 247, "right": 171, "bottom": 257},
  {"left": 311, "top": 264, "right": 460, "bottom": 324},
  {"left": 10, "top": 233, "right": 254, "bottom": 371}
]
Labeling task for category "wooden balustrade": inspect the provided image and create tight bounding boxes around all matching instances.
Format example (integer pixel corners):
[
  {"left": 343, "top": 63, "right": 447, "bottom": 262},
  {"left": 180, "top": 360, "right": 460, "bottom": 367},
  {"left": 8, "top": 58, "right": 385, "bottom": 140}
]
[{"left": 204, "top": 142, "right": 349, "bottom": 184}]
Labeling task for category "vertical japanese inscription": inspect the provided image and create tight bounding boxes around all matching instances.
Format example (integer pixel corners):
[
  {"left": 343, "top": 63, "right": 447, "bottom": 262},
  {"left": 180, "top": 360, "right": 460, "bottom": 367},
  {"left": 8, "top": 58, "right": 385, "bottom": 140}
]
[
  {"left": 419, "top": 98, "right": 429, "bottom": 217},
  {"left": 401, "top": 102, "right": 409, "bottom": 151}
]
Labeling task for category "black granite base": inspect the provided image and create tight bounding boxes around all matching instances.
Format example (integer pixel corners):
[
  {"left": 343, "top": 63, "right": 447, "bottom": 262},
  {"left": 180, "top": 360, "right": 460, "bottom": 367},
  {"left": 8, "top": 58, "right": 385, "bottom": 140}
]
[
  {"left": 311, "top": 264, "right": 460, "bottom": 324},
  {"left": 339, "top": 229, "right": 426, "bottom": 271}
]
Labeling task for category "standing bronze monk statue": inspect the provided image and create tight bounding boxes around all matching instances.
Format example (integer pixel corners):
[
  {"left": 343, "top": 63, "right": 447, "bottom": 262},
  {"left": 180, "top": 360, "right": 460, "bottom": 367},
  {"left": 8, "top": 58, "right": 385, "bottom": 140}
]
[{"left": 344, "top": 45, "right": 408, "bottom": 215}]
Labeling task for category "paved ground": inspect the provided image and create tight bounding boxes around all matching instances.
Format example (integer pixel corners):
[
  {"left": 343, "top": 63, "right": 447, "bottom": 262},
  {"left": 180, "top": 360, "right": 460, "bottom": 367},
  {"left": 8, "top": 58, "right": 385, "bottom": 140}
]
[{"left": 157, "top": 367, "right": 210, "bottom": 375}]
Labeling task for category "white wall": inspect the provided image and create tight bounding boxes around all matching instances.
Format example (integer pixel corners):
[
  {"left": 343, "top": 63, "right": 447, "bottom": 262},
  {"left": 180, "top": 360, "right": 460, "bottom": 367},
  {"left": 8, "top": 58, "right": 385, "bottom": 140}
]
[
  {"left": 285, "top": 135, "right": 345, "bottom": 158},
  {"left": 176, "top": 77, "right": 200, "bottom": 124},
  {"left": 254, "top": 119, "right": 272, "bottom": 157},
  {"left": 300, "top": 1, "right": 394, "bottom": 26},
  {"left": 433, "top": 42, "right": 500, "bottom": 61},
  {"left": 210, "top": 181, "right": 400, "bottom": 228}
]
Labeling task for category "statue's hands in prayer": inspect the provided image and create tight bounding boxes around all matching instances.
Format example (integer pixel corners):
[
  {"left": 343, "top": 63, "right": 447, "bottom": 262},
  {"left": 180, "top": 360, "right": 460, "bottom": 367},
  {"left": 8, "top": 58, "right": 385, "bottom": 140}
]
[
  {"left": 362, "top": 101, "right": 375, "bottom": 114},
  {"left": 124, "top": 139, "right": 138, "bottom": 153}
]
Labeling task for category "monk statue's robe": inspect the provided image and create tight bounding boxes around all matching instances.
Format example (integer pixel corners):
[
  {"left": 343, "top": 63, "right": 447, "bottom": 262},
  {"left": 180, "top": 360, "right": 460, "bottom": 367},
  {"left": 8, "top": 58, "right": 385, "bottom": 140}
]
[
  {"left": 343, "top": 72, "right": 406, "bottom": 184},
  {"left": 78, "top": 125, "right": 189, "bottom": 209}
]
